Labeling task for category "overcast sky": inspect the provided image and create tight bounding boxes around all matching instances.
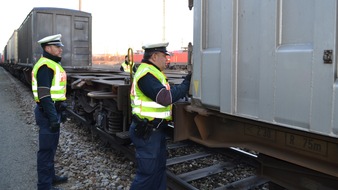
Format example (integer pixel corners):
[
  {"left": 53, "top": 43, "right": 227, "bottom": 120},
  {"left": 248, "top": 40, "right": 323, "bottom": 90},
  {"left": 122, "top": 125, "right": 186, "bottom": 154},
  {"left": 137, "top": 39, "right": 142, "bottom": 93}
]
[{"left": 0, "top": 0, "right": 193, "bottom": 54}]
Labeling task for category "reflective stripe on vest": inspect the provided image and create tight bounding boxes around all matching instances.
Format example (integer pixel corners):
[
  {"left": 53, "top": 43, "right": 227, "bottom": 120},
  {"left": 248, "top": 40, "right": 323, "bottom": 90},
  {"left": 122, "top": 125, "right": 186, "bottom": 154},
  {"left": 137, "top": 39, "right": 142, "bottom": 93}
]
[
  {"left": 130, "top": 63, "right": 171, "bottom": 121},
  {"left": 122, "top": 61, "right": 135, "bottom": 73},
  {"left": 32, "top": 57, "right": 67, "bottom": 102},
  {"left": 121, "top": 62, "right": 131, "bottom": 72}
]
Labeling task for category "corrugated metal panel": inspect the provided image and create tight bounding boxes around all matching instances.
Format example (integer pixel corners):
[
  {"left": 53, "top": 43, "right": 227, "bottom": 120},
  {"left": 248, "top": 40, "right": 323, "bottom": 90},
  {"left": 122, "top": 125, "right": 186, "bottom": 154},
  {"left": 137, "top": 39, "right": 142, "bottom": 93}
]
[
  {"left": 193, "top": 0, "right": 338, "bottom": 138},
  {"left": 6, "top": 30, "right": 18, "bottom": 64},
  {"left": 16, "top": 7, "right": 92, "bottom": 67}
]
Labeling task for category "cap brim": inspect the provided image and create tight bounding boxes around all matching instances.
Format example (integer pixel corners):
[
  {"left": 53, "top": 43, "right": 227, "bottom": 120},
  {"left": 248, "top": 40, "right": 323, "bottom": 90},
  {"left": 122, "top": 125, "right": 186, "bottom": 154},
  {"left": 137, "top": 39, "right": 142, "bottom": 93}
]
[
  {"left": 156, "top": 50, "right": 170, "bottom": 55},
  {"left": 55, "top": 43, "right": 64, "bottom": 47},
  {"left": 160, "top": 51, "right": 170, "bottom": 55},
  {"left": 145, "top": 46, "right": 169, "bottom": 55},
  {"left": 50, "top": 42, "right": 64, "bottom": 47},
  {"left": 41, "top": 42, "right": 64, "bottom": 47}
]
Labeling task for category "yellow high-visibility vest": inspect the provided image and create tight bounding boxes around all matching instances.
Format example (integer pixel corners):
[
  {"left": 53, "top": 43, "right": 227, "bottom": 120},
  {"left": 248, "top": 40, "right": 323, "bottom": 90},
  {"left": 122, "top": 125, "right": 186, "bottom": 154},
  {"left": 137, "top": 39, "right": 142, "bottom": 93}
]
[
  {"left": 130, "top": 63, "right": 171, "bottom": 121},
  {"left": 32, "top": 57, "right": 67, "bottom": 102},
  {"left": 121, "top": 61, "right": 134, "bottom": 73}
]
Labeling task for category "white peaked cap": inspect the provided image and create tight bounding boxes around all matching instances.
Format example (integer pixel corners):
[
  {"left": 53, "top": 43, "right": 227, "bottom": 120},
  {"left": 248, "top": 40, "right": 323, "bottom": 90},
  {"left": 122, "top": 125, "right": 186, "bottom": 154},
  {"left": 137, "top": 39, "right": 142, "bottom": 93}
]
[
  {"left": 38, "top": 34, "right": 64, "bottom": 47},
  {"left": 142, "top": 42, "right": 170, "bottom": 55}
]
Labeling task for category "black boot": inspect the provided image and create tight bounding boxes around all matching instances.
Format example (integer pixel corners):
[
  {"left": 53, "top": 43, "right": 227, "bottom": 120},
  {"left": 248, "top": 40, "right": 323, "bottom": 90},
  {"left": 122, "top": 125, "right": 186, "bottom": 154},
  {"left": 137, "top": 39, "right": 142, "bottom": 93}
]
[{"left": 52, "top": 175, "right": 68, "bottom": 185}]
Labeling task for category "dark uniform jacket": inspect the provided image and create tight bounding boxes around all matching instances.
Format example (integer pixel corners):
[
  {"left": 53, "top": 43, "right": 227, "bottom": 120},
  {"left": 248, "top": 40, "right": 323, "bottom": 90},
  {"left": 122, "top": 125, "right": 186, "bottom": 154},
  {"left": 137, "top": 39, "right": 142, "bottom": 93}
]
[{"left": 36, "top": 51, "right": 62, "bottom": 123}]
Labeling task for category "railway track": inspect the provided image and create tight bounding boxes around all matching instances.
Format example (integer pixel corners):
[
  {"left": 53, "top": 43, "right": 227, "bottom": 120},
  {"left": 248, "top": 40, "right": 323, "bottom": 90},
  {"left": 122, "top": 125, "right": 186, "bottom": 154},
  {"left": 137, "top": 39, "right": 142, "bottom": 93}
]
[
  {"left": 165, "top": 141, "right": 270, "bottom": 190},
  {"left": 70, "top": 103, "right": 336, "bottom": 190},
  {"left": 68, "top": 108, "right": 274, "bottom": 189}
]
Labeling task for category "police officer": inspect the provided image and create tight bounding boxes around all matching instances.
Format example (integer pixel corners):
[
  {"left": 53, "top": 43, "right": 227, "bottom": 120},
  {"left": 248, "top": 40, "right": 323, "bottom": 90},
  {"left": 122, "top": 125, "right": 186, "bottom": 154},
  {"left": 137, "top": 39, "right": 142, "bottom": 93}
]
[
  {"left": 129, "top": 42, "right": 191, "bottom": 189},
  {"left": 32, "top": 34, "right": 68, "bottom": 190},
  {"left": 120, "top": 55, "right": 136, "bottom": 73}
]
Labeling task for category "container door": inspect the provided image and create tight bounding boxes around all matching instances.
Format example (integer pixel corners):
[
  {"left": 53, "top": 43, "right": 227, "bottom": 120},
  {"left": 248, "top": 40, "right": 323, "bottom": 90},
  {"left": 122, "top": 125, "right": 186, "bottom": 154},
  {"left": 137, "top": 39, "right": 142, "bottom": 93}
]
[{"left": 274, "top": 0, "right": 336, "bottom": 134}]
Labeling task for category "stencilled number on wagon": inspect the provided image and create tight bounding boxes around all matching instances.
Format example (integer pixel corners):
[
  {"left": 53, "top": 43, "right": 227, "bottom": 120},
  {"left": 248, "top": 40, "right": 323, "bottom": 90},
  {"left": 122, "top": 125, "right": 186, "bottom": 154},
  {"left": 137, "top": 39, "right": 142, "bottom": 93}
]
[
  {"left": 303, "top": 137, "right": 322, "bottom": 152},
  {"left": 257, "top": 127, "right": 272, "bottom": 139},
  {"left": 286, "top": 133, "right": 327, "bottom": 156},
  {"left": 244, "top": 125, "right": 276, "bottom": 141}
]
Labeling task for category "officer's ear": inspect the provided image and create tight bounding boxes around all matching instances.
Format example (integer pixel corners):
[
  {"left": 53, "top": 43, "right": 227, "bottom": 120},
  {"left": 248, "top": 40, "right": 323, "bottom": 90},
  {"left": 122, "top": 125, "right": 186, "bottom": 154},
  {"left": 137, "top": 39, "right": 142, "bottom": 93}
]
[
  {"left": 149, "top": 52, "right": 157, "bottom": 62},
  {"left": 44, "top": 45, "right": 51, "bottom": 52}
]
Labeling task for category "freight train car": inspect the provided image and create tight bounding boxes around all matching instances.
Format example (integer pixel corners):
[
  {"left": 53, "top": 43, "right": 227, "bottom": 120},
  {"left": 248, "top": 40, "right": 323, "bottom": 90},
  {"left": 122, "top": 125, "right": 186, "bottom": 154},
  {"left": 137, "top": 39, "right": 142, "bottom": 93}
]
[
  {"left": 132, "top": 50, "right": 188, "bottom": 70},
  {"left": 6, "top": 30, "right": 18, "bottom": 64},
  {"left": 174, "top": 0, "right": 338, "bottom": 189},
  {"left": 168, "top": 50, "right": 188, "bottom": 70},
  {"left": 2, "top": 7, "right": 92, "bottom": 85},
  {"left": 1, "top": 7, "right": 187, "bottom": 145},
  {"left": 132, "top": 51, "right": 144, "bottom": 64}
]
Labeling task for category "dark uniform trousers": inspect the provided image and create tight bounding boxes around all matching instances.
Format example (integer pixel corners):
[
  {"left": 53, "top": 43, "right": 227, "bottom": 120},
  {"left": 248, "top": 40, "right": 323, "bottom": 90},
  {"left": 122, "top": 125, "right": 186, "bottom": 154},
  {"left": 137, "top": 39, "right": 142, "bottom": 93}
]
[
  {"left": 129, "top": 121, "right": 167, "bottom": 190},
  {"left": 34, "top": 106, "right": 60, "bottom": 190}
]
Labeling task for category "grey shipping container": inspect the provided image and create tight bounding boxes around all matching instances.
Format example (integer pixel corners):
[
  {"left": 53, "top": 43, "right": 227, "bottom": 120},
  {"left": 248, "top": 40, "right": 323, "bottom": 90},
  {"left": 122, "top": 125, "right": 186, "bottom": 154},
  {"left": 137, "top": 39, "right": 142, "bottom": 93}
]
[
  {"left": 6, "top": 30, "right": 18, "bottom": 64},
  {"left": 192, "top": 0, "right": 338, "bottom": 138},
  {"left": 17, "top": 7, "right": 92, "bottom": 68}
]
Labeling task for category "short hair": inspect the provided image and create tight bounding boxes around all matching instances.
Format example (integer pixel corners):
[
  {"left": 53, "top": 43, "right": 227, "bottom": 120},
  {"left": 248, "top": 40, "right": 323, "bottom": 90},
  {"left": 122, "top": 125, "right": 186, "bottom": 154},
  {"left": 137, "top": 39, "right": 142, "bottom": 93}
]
[{"left": 143, "top": 51, "right": 154, "bottom": 60}]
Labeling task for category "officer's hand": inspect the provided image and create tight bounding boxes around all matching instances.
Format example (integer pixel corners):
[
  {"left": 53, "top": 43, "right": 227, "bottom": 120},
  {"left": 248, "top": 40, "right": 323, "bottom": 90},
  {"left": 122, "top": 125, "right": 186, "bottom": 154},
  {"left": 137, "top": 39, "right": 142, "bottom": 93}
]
[
  {"left": 55, "top": 102, "right": 68, "bottom": 112},
  {"left": 184, "top": 73, "right": 192, "bottom": 82},
  {"left": 60, "top": 111, "right": 68, "bottom": 123},
  {"left": 133, "top": 117, "right": 149, "bottom": 138},
  {"left": 59, "top": 102, "right": 68, "bottom": 111},
  {"left": 143, "top": 125, "right": 153, "bottom": 139},
  {"left": 50, "top": 122, "right": 60, "bottom": 133}
]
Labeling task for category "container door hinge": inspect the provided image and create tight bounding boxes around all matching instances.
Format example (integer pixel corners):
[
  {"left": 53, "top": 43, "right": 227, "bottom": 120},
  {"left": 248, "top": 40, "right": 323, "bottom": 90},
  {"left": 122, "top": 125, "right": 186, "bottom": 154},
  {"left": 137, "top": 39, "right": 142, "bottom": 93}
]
[{"left": 323, "top": 50, "right": 333, "bottom": 64}]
